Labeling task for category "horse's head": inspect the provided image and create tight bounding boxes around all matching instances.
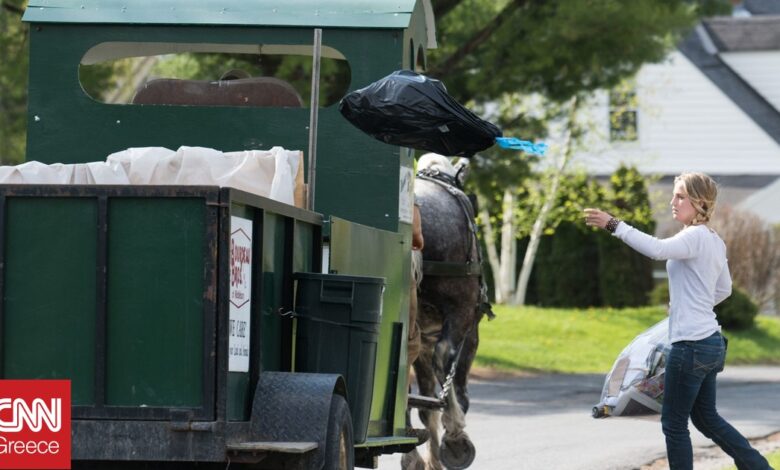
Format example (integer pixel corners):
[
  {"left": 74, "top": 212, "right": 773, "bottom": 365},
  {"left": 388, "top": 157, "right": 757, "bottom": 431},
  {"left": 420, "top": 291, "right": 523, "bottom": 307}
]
[
  {"left": 418, "top": 153, "right": 470, "bottom": 190},
  {"left": 418, "top": 153, "right": 456, "bottom": 175}
]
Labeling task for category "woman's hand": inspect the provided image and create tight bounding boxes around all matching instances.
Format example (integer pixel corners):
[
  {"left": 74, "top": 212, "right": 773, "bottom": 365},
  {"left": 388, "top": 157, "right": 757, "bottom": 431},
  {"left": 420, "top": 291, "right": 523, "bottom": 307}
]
[{"left": 584, "top": 208, "right": 614, "bottom": 231}]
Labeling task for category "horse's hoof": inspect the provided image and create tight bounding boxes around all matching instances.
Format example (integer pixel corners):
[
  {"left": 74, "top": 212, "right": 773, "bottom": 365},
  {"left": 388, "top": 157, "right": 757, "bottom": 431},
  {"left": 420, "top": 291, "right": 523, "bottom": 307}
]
[{"left": 439, "top": 433, "right": 476, "bottom": 469}]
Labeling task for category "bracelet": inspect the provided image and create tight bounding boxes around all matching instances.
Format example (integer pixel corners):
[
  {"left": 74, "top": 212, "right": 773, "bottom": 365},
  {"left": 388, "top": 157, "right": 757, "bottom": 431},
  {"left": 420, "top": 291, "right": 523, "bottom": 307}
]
[{"left": 606, "top": 217, "right": 620, "bottom": 233}]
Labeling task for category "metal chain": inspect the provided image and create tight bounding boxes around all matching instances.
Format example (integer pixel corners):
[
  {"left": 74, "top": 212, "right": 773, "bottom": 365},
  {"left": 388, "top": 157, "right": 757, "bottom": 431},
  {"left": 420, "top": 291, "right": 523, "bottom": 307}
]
[
  {"left": 437, "top": 335, "right": 467, "bottom": 402},
  {"left": 437, "top": 357, "right": 459, "bottom": 401}
]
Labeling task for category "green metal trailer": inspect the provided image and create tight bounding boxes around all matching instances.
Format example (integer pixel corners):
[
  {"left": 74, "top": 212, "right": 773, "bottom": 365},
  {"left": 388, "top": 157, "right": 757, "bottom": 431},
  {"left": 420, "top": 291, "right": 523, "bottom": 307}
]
[{"left": 1, "top": 1, "right": 437, "bottom": 468}]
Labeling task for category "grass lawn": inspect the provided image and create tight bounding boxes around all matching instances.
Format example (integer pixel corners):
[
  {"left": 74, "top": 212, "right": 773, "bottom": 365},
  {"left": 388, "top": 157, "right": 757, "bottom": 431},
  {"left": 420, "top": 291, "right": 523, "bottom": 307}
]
[
  {"left": 723, "top": 449, "right": 780, "bottom": 470},
  {"left": 762, "top": 450, "right": 780, "bottom": 469},
  {"left": 475, "top": 305, "right": 780, "bottom": 374}
]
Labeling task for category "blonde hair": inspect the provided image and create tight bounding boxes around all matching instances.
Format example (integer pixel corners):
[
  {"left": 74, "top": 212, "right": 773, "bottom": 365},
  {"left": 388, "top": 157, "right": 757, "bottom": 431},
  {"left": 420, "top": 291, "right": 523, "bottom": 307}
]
[{"left": 674, "top": 172, "right": 718, "bottom": 225}]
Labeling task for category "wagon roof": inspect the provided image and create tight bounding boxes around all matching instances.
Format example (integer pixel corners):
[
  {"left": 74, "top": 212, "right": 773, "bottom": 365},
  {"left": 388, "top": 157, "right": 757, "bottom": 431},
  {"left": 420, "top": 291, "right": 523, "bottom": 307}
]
[{"left": 23, "top": 0, "right": 431, "bottom": 31}]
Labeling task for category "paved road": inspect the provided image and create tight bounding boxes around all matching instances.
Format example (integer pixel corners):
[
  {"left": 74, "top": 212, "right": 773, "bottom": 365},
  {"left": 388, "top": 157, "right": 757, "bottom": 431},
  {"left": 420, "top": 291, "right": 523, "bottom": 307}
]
[{"left": 377, "top": 366, "right": 780, "bottom": 470}]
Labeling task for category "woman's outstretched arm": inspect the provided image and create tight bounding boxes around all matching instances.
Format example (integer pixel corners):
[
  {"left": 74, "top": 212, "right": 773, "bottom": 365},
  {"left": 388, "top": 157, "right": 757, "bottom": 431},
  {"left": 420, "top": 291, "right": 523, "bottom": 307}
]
[{"left": 584, "top": 208, "right": 700, "bottom": 260}]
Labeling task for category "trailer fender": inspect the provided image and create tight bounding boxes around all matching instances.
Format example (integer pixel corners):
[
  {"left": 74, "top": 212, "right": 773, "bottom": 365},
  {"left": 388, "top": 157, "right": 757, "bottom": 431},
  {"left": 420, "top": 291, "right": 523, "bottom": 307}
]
[{"left": 250, "top": 371, "right": 348, "bottom": 467}]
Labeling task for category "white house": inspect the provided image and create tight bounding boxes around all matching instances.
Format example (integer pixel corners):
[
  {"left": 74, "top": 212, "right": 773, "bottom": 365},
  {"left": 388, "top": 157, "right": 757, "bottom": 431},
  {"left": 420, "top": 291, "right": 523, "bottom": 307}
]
[
  {"left": 574, "top": 1, "right": 780, "bottom": 226},
  {"left": 736, "top": 177, "right": 780, "bottom": 224}
]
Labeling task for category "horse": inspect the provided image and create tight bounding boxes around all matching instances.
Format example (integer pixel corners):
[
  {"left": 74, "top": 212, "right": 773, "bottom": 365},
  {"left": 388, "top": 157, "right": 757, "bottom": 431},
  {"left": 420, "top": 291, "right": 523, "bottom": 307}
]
[{"left": 402, "top": 153, "right": 493, "bottom": 470}]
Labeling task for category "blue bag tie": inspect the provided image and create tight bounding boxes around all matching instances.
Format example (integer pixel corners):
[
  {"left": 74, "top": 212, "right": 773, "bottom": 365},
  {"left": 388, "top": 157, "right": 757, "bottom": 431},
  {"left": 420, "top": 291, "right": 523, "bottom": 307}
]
[{"left": 495, "top": 137, "right": 548, "bottom": 156}]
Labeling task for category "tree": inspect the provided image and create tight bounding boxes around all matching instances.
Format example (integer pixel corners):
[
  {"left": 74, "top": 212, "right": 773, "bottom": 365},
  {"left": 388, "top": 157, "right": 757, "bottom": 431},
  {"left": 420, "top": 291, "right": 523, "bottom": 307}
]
[
  {"left": 446, "top": 0, "right": 731, "bottom": 304},
  {"left": 471, "top": 93, "right": 610, "bottom": 305},
  {"left": 513, "top": 95, "right": 579, "bottom": 305},
  {"left": 429, "top": 0, "right": 731, "bottom": 102},
  {"left": 596, "top": 165, "right": 657, "bottom": 307},
  {"left": 0, "top": 0, "right": 28, "bottom": 164},
  {"left": 528, "top": 172, "right": 606, "bottom": 307},
  {"left": 468, "top": 93, "right": 547, "bottom": 303}
]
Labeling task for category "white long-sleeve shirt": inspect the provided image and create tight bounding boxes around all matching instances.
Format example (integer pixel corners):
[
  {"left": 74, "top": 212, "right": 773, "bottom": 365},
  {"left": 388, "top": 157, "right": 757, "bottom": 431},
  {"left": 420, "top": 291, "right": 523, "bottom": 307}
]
[{"left": 613, "top": 222, "right": 732, "bottom": 343}]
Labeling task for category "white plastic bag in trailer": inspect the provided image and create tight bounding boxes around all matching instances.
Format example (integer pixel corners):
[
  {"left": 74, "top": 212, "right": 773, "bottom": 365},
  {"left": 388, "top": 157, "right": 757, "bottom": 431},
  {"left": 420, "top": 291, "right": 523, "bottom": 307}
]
[
  {"left": 592, "top": 318, "right": 670, "bottom": 418},
  {"left": 0, "top": 146, "right": 305, "bottom": 208},
  {"left": 106, "top": 146, "right": 304, "bottom": 207},
  {"left": 0, "top": 160, "right": 130, "bottom": 184}
]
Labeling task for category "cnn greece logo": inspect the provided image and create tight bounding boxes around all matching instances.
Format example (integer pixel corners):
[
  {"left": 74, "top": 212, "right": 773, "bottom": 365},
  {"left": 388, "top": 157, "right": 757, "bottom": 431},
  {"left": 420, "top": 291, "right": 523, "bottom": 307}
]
[
  {"left": 0, "top": 395, "right": 62, "bottom": 433},
  {"left": 0, "top": 380, "right": 70, "bottom": 469}
]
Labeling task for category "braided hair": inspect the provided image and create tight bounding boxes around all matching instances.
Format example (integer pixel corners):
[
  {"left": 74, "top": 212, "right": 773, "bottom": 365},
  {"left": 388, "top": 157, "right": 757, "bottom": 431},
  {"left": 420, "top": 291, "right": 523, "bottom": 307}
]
[{"left": 674, "top": 172, "right": 718, "bottom": 225}]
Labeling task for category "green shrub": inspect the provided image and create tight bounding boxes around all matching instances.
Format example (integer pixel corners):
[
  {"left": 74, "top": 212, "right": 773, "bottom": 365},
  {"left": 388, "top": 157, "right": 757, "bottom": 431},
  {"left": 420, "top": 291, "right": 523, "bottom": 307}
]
[
  {"left": 529, "top": 171, "right": 604, "bottom": 307},
  {"left": 715, "top": 287, "right": 759, "bottom": 330},
  {"left": 511, "top": 166, "right": 656, "bottom": 308},
  {"left": 649, "top": 281, "right": 669, "bottom": 306},
  {"left": 597, "top": 166, "right": 656, "bottom": 307},
  {"left": 597, "top": 231, "right": 654, "bottom": 307},
  {"left": 534, "top": 222, "right": 600, "bottom": 307}
]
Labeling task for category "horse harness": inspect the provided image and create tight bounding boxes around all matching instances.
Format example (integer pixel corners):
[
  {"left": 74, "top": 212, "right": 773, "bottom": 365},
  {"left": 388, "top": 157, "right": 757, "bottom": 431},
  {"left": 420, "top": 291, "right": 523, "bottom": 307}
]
[
  {"left": 416, "top": 168, "right": 494, "bottom": 319},
  {"left": 416, "top": 168, "right": 482, "bottom": 278},
  {"left": 416, "top": 168, "right": 495, "bottom": 403}
]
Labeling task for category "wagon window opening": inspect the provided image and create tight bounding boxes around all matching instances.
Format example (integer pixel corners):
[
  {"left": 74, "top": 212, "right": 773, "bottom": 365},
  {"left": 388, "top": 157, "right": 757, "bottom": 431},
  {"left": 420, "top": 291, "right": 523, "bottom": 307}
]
[{"left": 79, "top": 42, "right": 351, "bottom": 108}]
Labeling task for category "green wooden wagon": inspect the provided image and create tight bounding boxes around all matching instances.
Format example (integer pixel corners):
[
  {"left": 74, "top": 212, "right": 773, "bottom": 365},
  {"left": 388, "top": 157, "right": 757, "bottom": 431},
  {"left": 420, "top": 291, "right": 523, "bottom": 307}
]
[{"left": 1, "top": 1, "right": 437, "bottom": 468}]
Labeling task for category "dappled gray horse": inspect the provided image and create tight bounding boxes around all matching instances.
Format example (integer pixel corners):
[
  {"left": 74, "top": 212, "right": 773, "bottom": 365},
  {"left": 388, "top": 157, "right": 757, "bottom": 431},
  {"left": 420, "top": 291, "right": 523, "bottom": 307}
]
[{"left": 403, "top": 154, "right": 492, "bottom": 470}]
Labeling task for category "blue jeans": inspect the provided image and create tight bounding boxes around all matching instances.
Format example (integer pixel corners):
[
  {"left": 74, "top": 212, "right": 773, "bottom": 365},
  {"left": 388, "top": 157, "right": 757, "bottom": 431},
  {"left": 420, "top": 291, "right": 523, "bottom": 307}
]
[{"left": 662, "top": 332, "right": 771, "bottom": 470}]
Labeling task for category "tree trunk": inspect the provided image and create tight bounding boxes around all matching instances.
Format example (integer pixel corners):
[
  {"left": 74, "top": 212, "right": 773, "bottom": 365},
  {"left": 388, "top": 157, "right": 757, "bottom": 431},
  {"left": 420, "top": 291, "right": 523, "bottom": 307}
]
[
  {"left": 513, "top": 96, "right": 579, "bottom": 305},
  {"left": 479, "top": 203, "right": 502, "bottom": 302},
  {"left": 496, "top": 187, "right": 517, "bottom": 303}
]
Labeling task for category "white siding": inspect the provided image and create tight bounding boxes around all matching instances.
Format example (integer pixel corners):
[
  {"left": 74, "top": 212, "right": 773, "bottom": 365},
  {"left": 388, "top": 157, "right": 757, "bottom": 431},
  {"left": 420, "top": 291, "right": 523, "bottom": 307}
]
[
  {"left": 575, "top": 51, "right": 780, "bottom": 176},
  {"left": 720, "top": 51, "right": 780, "bottom": 111}
]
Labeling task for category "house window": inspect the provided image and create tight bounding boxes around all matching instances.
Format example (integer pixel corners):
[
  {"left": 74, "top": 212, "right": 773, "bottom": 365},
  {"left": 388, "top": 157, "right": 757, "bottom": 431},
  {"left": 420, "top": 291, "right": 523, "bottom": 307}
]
[{"left": 609, "top": 89, "right": 638, "bottom": 142}]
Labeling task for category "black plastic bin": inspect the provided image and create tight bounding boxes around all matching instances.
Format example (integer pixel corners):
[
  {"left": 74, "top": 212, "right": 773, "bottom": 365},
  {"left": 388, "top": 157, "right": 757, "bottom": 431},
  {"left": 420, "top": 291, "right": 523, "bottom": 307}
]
[{"left": 293, "top": 272, "right": 385, "bottom": 443}]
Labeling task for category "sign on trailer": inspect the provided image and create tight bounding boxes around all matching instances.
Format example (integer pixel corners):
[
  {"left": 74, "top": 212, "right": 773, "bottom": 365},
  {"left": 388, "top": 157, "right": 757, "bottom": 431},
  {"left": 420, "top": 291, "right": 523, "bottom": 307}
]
[{"left": 229, "top": 216, "right": 253, "bottom": 373}]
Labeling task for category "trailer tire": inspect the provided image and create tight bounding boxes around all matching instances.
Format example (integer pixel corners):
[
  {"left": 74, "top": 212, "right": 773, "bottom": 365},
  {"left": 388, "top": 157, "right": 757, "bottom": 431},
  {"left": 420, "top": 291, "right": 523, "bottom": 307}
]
[{"left": 324, "top": 394, "right": 354, "bottom": 470}]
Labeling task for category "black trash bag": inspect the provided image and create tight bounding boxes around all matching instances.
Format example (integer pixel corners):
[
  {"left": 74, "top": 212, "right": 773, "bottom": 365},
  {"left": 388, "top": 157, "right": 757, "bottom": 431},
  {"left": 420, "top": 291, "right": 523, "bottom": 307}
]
[{"left": 339, "top": 70, "right": 502, "bottom": 158}]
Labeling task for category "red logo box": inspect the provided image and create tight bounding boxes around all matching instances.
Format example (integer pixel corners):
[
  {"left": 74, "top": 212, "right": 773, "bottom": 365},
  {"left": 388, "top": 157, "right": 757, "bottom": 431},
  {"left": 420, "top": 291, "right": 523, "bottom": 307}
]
[{"left": 0, "top": 380, "right": 71, "bottom": 469}]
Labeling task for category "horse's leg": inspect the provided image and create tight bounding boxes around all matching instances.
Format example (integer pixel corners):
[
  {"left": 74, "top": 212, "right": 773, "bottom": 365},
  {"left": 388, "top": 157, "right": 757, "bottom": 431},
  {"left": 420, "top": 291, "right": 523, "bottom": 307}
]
[
  {"left": 431, "top": 299, "right": 466, "bottom": 385},
  {"left": 414, "top": 364, "right": 442, "bottom": 470},
  {"left": 433, "top": 290, "right": 479, "bottom": 384},
  {"left": 438, "top": 318, "right": 480, "bottom": 469},
  {"left": 412, "top": 341, "right": 445, "bottom": 470},
  {"left": 452, "top": 321, "right": 479, "bottom": 415},
  {"left": 442, "top": 324, "right": 477, "bottom": 426}
]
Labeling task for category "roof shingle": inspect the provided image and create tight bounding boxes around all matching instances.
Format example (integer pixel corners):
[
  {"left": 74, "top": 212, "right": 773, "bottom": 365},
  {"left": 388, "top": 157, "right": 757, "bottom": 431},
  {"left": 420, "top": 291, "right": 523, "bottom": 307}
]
[{"left": 704, "top": 15, "right": 780, "bottom": 51}]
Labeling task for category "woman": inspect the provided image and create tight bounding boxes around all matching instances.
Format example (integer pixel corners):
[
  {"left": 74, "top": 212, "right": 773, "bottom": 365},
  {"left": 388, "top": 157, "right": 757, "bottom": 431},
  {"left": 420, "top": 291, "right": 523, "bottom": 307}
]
[{"left": 584, "top": 172, "right": 770, "bottom": 470}]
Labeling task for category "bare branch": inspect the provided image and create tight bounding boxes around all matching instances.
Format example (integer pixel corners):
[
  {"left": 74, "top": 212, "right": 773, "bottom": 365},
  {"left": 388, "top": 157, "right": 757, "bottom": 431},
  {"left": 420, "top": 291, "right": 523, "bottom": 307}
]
[
  {"left": 429, "top": 0, "right": 531, "bottom": 78},
  {"left": 432, "top": 0, "right": 465, "bottom": 19},
  {"left": 2, "top": 1, "right": 25, "bottom": 15}
]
